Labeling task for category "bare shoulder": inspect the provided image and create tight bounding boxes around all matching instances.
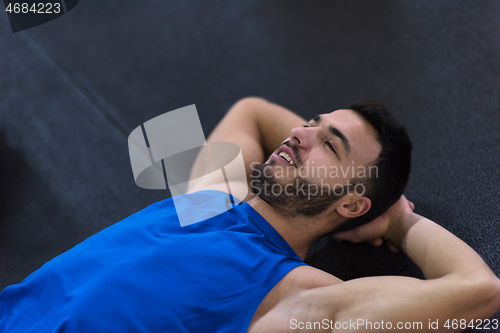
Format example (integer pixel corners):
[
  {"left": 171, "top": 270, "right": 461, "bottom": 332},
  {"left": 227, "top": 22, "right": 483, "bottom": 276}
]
[
  {"left": 286, "top": 265, "right": 343, "bottom": 289},
  {"left": 248, "top": 265, "right": 342, "bottom": 333}
]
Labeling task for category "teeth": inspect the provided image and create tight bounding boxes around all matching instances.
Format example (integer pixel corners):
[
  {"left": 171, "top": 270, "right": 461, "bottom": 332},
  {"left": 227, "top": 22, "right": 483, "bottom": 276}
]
[{"left": 278, "top": 152, "right": 295, "bottom": 166}]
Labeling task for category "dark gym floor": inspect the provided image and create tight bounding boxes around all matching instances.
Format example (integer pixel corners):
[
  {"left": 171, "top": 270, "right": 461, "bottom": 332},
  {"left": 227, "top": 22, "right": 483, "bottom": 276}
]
[{"left": 0, "top": 1, "right": 499, "bottom": 330}]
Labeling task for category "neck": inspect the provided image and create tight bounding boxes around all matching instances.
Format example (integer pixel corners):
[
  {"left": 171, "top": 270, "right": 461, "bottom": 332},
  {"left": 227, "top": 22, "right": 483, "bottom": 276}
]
[{"left": 247, "top": 196, "right": 340, "bottom": 260}]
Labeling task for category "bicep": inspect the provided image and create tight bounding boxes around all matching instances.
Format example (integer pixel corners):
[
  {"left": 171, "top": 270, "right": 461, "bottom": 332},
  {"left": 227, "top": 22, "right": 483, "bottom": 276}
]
[
  {"left": 188, "top": 97, "right": 305, "bottom": 198},
  {"left": 298, "top": 275, "right": 487, "bottom": 332},
  {"left": 206, "top": 97, "right": 305, "bottom": 178},
  {"left": 186, "top": 98, "right": 266, "bottom": 197}
]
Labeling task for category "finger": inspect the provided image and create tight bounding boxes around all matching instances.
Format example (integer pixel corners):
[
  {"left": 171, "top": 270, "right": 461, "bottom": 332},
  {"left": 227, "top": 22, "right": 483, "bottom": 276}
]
[
  {"left": 332, "top": 222, "right": 383, "bottom": 243},
  {"left": 402, "top": 195, "right": 415, "bottom": 210},
  {"left": 386, "top": 242, "right": 400, "bottom": 253},
  {"left": 332, "top": 228, "right": 367, "bottom": 243},
  {"left": 368, "top": 238, "right": 383, "bottom": 247},
  {"left": 331, "top": 230, "right": 356, "bottom": 241}
]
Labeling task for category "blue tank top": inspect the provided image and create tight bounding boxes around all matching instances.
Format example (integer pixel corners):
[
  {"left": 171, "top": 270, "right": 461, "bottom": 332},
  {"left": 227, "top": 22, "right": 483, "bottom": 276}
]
[{"left": 0, "top": 191, "right": 306, "bottom": 332}]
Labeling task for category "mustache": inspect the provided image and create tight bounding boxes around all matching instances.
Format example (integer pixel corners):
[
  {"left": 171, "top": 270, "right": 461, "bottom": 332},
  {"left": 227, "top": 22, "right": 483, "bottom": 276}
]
[{"left": 282, "top": 141, "right": 301, "bottom": 166}]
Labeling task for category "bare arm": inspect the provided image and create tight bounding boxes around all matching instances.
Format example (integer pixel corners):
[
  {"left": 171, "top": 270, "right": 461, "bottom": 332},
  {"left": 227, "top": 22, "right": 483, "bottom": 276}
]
[
  {"left": 187, "top": 98, "right": 500, "bottom": 331},
  {"left": 293, "top": 198, "right": 500, "bottom": 332},
  {"left": 187, "top": 97, "right": 306, "bottom": 196}
]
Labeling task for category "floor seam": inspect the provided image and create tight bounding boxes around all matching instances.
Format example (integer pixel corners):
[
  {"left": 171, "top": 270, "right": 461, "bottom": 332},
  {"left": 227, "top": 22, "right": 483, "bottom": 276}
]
[{"left": 23, "top": 31, "right": 130, "bottom": 139}]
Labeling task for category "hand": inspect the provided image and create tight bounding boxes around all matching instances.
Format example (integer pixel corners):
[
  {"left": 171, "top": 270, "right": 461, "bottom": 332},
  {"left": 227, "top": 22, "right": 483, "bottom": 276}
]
[{"left": 331, "top": 195, "right": 415, "bottom": 252}]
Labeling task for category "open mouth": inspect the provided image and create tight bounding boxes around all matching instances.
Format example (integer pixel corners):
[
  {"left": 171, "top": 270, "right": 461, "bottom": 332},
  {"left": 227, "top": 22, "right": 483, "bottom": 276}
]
[{"left": 278, "top": 151, "right": 295, "bottom": 166}]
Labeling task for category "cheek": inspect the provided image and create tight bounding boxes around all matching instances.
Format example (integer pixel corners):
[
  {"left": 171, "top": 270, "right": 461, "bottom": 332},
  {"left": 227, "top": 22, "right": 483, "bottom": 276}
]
[
  {"left": 305, "top": 155, "right": 356, "bottom": 185},
  {"left": 304, "top": 150, "right": 328, "bottom": 166},
  {"left": 306, "top": 150, "right": 336, "bottom": 169},
  {"left": 302, "top": 154, "right": 337, "bottom": 179}
]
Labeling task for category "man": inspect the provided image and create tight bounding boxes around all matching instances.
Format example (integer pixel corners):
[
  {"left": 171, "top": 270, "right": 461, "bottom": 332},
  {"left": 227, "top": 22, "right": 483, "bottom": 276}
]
[
  {"left": 200, "top": 98, "right": 500, "bottom": 332},
  {"left": 1, "top": 97, "right": 499, "bottom": 332}
]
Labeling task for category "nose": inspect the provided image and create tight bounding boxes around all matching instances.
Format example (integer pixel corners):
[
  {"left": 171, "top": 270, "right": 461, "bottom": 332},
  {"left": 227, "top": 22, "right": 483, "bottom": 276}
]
[{"left": 290, "top": 126, "right": 312, "bottom": 150}]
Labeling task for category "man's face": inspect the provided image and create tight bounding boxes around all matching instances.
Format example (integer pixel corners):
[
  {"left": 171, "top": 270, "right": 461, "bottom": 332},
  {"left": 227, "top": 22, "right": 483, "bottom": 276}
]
[{"left": 250, "top": 109, "right": 382, "bottom": 217}]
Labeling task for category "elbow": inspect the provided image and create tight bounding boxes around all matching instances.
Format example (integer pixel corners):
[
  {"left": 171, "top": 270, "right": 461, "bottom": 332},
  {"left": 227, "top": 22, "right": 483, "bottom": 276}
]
[
  {"left": 232, "top": 96, "right": 269, "bottom": 111},
  {"left": 454, "top": 270, "right": 500, "bottom": 320},
  {"left": 474, "top": 274, "right": 500, "bottom": 319},
  {"left": 227, "top": 97, "right": 270, "bottom": 119},
  {"left": 489, "top": 276, "right": 500, "bottom": 314}
]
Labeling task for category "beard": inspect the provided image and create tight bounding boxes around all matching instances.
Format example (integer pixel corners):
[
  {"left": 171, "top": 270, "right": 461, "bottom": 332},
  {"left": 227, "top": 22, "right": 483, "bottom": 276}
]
[{"left": 250, "top": 161, "right": 350, "bottom": 218}]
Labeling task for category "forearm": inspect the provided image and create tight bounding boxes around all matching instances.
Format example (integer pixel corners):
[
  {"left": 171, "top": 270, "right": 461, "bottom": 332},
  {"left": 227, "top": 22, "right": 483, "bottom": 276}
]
[
  {"left": 388, "top": 213, "right": 496, "bottom": 279},
  {"left": 386, "top": 213, "right": 500, "bottom": 318},
  {"left": 208, "top": 97, "right": 306, "bottom": 170},
  {"left": 251, "top": 99, "right": 307, "bottom": 157},
  {"left": 188, "top": 98, "right": 305, "bottom": 195}
]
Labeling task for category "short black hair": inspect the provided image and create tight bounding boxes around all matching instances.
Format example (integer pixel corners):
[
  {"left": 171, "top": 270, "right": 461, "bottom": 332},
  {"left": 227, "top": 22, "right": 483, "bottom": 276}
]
[{"left": 333, "top": 101, "right": 412, "bottom": 232}]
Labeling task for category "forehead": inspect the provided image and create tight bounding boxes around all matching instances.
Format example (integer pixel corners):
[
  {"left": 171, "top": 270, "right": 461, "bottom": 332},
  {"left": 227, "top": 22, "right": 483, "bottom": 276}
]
[{"left": 320, "top": 109, "right": 382, "bottom": 165}]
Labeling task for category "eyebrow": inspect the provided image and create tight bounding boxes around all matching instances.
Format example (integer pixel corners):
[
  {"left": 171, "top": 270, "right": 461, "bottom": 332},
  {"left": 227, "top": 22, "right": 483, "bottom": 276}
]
[{"left": 312, "top": 115, "right": 351, "bottom": 154}]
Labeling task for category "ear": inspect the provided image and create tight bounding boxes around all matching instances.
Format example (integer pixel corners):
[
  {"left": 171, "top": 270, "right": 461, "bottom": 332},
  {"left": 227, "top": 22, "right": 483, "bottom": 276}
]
[{"left": 336, "top": 196, "right": 371, "bottom": 219}]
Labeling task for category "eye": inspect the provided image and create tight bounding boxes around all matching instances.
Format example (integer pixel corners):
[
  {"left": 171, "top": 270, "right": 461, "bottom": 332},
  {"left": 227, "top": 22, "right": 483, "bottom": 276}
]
[
  {"left": 303, "top": 124, "right": 310, "bottom": 128},
  {"left": 325, "top": 141, "right": 337, "bottom": 155}
]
